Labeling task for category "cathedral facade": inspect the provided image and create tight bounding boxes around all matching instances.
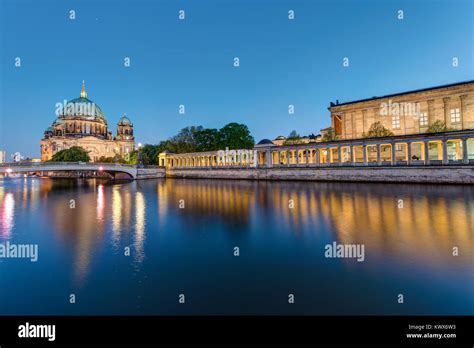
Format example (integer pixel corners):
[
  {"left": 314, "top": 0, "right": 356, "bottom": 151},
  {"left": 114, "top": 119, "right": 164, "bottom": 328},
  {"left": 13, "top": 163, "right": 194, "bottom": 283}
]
[{"left": 41, "top": 82, "right": 135, "bottom": 162}]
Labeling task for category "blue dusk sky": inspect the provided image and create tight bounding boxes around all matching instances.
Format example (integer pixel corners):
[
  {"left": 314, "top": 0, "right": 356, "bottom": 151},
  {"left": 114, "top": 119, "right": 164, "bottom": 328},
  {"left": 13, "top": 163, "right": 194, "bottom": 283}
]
[{"left": 0, "top": 0, "right": 473, "bottom": 158}]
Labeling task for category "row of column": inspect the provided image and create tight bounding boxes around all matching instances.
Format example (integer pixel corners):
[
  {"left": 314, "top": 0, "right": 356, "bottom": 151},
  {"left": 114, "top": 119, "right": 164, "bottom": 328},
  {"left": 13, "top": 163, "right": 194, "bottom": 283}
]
[
  {"left": 167, "top": 154, "right": 257, "bottom": 168},
  {"left": 165, "top": 138, "right": 472, "bottom": 168},
  {"left": 262, "top": 138, "right": 471, "bottom": 167}
]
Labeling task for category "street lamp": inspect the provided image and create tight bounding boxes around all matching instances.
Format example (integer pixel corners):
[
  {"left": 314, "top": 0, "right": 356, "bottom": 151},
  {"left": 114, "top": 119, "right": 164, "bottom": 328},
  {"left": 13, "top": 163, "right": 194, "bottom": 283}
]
[{"left": 137, "top": 143, "right": 144, "bottom": 168}]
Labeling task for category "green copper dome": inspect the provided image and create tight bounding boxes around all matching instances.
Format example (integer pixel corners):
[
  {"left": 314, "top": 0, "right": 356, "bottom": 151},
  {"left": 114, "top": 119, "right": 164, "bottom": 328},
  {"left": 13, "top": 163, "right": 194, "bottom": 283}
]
[
  {"left": 62, "top": 97, "right": 106, "bottom": 121},
  {"left": 59, "top": 82, "right": 107, "bottom": 123},
  {"left": 118, "top": 114, "right": 132, "bottom": 125}
]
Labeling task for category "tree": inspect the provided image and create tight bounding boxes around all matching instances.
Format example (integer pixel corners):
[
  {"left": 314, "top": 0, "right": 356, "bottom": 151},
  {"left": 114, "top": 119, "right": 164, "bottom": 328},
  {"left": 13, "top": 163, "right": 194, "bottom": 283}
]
[
  {"left": 140, "top": 144, "right": 162, "bottom": 165},
  {"left": 50, "top": 146, "right": 90, "bottom": 162},
  {"left": 322, "top": 127, "right": 339, "bottom": 142},
  {"left": 287, "top": 130, "right": 300, "bottom": 139},
  {"left": 167, "top": 126, "right": 203, "bottom": 153},
  {"left": 363, "top": 122, "right": 394, "bottom": 138},
  {"left": 195, "top": 128, "right": 222, "bottom": 151},
  {"left": 427, "top": 120, "right": 454, "bottom": 133},
  {"left": 152, "top": 123, "right": 255, "bottom": 155},
  {"left": 218, "top": 123, "right": 254, "bottom": 149},
  {"left": 123, "top": 150, "right": 138, "bottom": 165},
  {"left": 284, "top": 130, "right": 305, "bottom": 145},
  {"left": 97, "top": 156, "right": 115, "bottom": 163}
]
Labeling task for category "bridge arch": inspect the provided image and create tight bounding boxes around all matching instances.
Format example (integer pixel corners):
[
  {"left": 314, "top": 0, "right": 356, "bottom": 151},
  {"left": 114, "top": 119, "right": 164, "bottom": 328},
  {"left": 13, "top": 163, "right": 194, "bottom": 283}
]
[{"left": 0, "top": 163, "right": 138, "bottom": 179}]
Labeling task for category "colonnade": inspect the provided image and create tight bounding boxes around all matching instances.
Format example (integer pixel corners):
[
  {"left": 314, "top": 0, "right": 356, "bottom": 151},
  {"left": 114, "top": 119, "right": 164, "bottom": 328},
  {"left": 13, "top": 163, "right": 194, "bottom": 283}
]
[
  {"left": 162, "top": 150, "right": 258, "bottom": 168},
  {"left": 162, "top": 131, "right": 474, "bottom": 169},
  {"left": 263, "top": 137, "right": 473, "bottom": 167}
]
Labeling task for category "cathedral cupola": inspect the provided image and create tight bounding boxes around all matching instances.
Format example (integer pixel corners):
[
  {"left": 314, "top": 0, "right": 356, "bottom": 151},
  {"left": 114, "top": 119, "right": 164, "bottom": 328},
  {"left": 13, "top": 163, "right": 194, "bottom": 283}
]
[{"left": 116, "top": 113, "right": 134, "bottom": 141}]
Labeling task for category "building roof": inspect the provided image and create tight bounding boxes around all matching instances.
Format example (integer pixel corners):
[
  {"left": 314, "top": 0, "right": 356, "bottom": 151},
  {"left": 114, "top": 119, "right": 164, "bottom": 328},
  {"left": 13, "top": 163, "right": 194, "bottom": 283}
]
[
  {"left": 60, "top": 82, "right": 107, "bottom": 122},
  {"left": 118, "top": 114, "right": 132, "bottom": 125},
  {"left": 329, "top": 80, "right": 474, "bottom": 108},
  {"left": 257, "top": 139, "right": 274, "bottom": 145}
]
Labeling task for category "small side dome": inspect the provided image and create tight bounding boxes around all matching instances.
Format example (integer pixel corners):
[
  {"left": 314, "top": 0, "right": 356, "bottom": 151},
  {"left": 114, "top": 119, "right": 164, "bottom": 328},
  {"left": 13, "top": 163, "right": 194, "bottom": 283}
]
[
  {"left": 118, "top": 114, "right": 132, "bottom": 125},
  {"left": 257, "top": 139, "right": 273, "bottom": 145},
  {"left": 53, "top": 118, "right": 65, "bottom": 126},
  {"left": 274, "top": 135, "right": 286, "bottom": 140}
]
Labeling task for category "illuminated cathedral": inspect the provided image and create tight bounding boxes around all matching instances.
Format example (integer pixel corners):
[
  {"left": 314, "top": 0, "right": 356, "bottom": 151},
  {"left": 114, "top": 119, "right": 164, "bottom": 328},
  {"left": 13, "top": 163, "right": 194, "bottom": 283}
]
[{"left": 41, "top": 82, "right": 135, "bottom": 162}]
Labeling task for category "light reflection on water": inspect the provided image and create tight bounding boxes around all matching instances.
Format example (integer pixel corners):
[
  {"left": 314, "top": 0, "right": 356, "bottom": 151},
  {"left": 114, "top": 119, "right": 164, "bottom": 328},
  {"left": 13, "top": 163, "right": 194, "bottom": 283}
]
[
  {"left": 0, "top": 177, "right": 472, "bottom": 315},
  {"left": 0, "top": 191, "right": 14, "bottom": 238}
]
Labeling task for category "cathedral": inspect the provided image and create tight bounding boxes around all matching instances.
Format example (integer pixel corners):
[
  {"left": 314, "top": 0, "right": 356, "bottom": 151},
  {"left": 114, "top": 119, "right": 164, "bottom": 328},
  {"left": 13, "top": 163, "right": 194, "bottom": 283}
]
[{"left": 41, "top": 82, "right": 135, "bottom": 162}]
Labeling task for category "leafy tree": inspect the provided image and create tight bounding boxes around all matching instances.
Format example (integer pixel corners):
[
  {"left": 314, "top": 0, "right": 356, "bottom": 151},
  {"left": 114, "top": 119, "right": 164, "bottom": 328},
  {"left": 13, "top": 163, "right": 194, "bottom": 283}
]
[
  {"left": 218, "top": 123, "right": 254, "bottom": 149},
  {"left": 363, "top": 122, "right": 394, "bottom": 138},
  {"left": 284, "top": 130, "right": 305, "bottom": 145},
  {"left": 50, "top": 146, "right": 90, "bottom": 162},
  {"left": 322, "top": 127, "right": 339, "bottom": 142},
  {"left": 124, "top": 150, "right": 138, "bottom": 165},
  {"left": 427, "top": 120, "right": 454, "bottom": 133},
  {"left": 287, "top": 130, "right": 300, "bottom": 139},
  {"left": 195, "top": 128, "right": 222, "bottom": 151},
  {"left": 97, "top": 156, "right": 115, "bottom": 163},
  {"left": 140, "top": 144, "right": 162, "bottom": 165},
  {"left": 151, "top": 123, "right": 254, "bottom": 155},
  {"left": 155, "top": 140, "right": 171, "bottom": 153},
  {"left": 167, "top": 126, "right": 203, "bottom": 153}
]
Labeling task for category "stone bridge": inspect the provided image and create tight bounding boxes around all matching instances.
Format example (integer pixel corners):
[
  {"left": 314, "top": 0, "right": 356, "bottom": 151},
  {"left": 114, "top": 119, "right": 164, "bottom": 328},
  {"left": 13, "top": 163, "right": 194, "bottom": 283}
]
[{"left": 0, "top": 162, "right": 139, "bottom": 179}]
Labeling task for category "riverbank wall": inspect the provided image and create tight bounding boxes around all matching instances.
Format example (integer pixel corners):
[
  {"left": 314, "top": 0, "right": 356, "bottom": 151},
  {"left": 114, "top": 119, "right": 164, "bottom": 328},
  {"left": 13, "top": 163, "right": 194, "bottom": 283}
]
[
  {"left": 166, "top": 165, "right": 474, "bottom": 184},
  {"left": 137, "top": 167, "right": 166, "bottom": 179}
]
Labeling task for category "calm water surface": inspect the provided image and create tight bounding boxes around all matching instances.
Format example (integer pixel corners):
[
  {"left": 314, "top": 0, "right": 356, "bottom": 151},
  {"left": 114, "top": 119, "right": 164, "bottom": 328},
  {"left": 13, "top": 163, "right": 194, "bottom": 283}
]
[{"left": 0, "top": 178, "right": 472, "bottom": 315}]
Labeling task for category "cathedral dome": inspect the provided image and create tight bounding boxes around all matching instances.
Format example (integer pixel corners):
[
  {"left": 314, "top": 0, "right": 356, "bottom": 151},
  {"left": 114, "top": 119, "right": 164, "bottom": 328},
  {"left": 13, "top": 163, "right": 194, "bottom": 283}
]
[
  {"left": 60, "top": 81, "right": 107, "bottom": 123},
  {"left": 118, "top": 114, "right": 132, "bottom": 125}
]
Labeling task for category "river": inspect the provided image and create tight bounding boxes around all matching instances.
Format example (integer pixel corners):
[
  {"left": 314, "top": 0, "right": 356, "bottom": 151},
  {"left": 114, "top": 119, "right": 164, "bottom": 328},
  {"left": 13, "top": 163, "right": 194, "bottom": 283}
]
[{"left": 0, "top": 178, "right": 472, "bottom": 315}]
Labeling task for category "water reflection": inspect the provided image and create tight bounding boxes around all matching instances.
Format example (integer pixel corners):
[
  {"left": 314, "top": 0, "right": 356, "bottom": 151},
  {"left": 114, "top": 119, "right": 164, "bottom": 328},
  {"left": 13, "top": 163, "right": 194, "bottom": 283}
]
[
  {"left": 0, "top": 191, "right": 14, "bottom": 238},
  {"left": 96, "top": 184, "right": 105, "bottom": 223},
  {"left": 112, "top": 185, "right": 122, "bottom": 247},
  {"left": 134, "top": 191, "right": 146, "bottom": 263},
  {"left": 159, "top": 179, "right": 256, "bottom": 227},
  {"left": 0, "top": 177, "right": 472, "bottom": 302},
  {"left": 155, "top": 180, "right": 473, "bottom": 265}
]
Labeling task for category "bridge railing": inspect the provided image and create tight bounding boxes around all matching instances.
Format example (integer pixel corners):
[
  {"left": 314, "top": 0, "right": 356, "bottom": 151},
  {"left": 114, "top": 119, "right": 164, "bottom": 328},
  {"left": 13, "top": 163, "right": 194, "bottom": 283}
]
[{"left": 0, "top": 162, "right": 137, "bottom": 168}]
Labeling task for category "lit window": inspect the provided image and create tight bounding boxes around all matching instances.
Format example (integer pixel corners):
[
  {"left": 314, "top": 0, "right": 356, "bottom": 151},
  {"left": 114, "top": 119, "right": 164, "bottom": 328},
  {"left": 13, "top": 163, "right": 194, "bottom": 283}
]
[
  {"left": 419, "top": 112, "right": 428, "bottom": 127},
  {"left": 450, "top": 108, "right": 461, "bottom": 123},
  {"left": 392, "top": 115, "right": 400, "bottom": 129}
]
